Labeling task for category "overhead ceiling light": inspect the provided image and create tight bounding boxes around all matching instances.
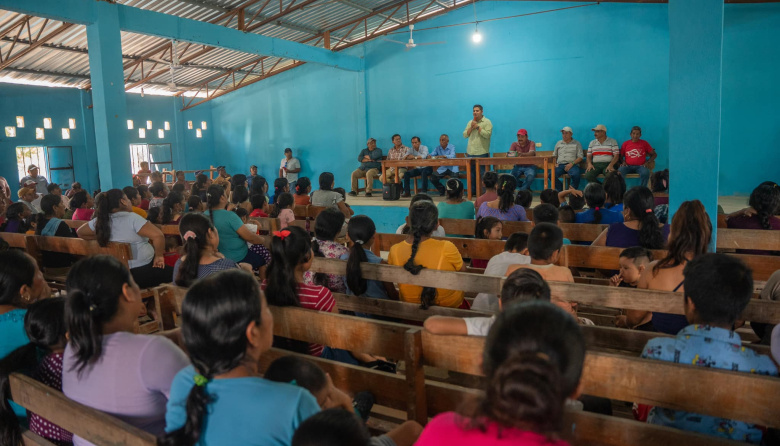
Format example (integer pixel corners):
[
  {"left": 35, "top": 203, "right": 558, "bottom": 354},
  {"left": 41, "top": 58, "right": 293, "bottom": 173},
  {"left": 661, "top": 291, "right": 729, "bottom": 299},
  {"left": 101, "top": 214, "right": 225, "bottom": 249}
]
[{"left": 472, "top": 26, "right": 482, "bottom": 43}]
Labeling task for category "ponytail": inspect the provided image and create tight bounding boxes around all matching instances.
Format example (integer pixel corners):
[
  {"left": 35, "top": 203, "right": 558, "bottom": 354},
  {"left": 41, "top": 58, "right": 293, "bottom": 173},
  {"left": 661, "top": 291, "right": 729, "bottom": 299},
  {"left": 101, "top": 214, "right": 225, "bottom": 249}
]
[
  {"left": 265, "top": 226, "right": 311, "bottom": 307},
  {"left": 346, "top": 216, "right": 376, "bottom": 296},
  {"left": 205, "top": 185, "right": 225, "bottom": 227},
  {"left": 95, "top": 189, "right": 124, "bottom": 247},
  {"left": 310, "top": 208, "right": 345, "bottom": 287},
  {"left": 496, "top": 175, "right": 517, "bottom": 213},
  {"left": 270, "top": 193, "right": 294, "bottom": 219},
  {"left": 624, "top": 186, "right": 665, "bottom": 249},
  {"left": 295, "top": 177, "right": 311, "bottom": 196},
  {"left": 162, "top": 191, "right": 183, "bottom": 225},
  {"left": 176, "top": 213, "right": 213, "bottom": 287},
  {"left": 65, "top": 256, "right": 129, "bottom": 375},
  {"left": 583, "top": 183, "right": 606, "bottom": 225}
]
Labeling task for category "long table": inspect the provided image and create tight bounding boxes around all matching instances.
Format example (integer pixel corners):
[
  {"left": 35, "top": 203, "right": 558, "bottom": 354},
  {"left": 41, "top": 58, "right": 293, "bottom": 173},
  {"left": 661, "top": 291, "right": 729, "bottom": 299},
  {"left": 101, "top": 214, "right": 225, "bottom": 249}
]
[
  {"left": 381, "top": 158, "right": 474, "bottom": 200},
  {"left": 474, "top": 155, "right": 554, "bottom": 194}
]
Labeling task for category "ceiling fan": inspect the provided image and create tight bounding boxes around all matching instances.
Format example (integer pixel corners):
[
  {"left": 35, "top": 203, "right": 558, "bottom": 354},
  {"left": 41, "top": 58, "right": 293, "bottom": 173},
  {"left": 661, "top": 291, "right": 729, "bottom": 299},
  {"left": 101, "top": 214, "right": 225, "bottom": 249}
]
[
  {"left": 166, "top": 40, "right": 183, "bottom": 89},
  {"left": 383, "top": 24, "right": 445, "bottom": 50}
]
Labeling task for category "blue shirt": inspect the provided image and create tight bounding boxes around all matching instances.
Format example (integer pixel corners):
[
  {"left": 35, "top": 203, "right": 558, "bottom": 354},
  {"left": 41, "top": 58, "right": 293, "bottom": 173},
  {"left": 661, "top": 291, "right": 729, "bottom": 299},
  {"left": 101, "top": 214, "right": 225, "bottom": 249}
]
[
  {"left": 340, "top": 249, "right": 389, "bottom": 301},
  {"left": 574, "top": 207, "right": 623, "bottom": 224},
  {"left": 166, "top": 365, "right": 320, "bottom": 446},
  {"left": 204, "top": 209, "right": 248, "bottom": 262},
  {"left": 605, "top": 203, "right": 624, "bottom": 213},
  {"left": 430, "top": 144, "right": 458, "bottom": 174},
  {"left": 1, "top": 309, "right": 28, "bottom": 417},
  {"left": 641, "top": 325, "right": 778, "bottom": 444}
]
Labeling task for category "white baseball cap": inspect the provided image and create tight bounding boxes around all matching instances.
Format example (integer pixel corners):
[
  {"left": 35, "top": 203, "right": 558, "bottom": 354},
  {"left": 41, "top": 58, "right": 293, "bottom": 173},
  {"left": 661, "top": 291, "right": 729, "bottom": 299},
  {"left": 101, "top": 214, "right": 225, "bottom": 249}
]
[
  {"left": 561, "top": 126, "right": 573, "bottom": 133},
  {"left": 591, "top": 124, "right": 607, "bottom": 132}
]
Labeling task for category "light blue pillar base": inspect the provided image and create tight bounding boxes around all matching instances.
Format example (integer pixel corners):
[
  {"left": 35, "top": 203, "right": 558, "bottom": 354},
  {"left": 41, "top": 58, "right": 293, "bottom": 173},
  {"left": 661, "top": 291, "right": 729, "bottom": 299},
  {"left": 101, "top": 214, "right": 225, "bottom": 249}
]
[
  {"left": 668, "top": 0, "right": 724, "bottom": 251},
  {"left": 86, "top": 1, "right": 131, "bottom": 190}
]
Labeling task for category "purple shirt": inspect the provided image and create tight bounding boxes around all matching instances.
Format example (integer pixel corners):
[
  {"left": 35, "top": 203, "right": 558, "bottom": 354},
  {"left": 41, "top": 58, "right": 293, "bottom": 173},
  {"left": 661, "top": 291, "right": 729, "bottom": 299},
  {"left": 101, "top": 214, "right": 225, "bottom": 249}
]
[
  {"left": 63, "top": 332, "right": 189, "bottom": 445},
  {"left": 476, "top": 202, "right": 528, "bottom": 222},
  {"left": 727, "top": 215, "right": 780, "bottom": 254},
  {"left": 605, "top": 222, "right": 670, "bottom": 248}
]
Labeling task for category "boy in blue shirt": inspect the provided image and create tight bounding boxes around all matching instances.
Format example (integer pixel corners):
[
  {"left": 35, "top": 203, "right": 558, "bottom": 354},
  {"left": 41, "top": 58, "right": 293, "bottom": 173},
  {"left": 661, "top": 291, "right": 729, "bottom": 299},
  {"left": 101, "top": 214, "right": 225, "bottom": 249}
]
[{"left": 641, "top": 253, "right": 778, "bottom": 444}]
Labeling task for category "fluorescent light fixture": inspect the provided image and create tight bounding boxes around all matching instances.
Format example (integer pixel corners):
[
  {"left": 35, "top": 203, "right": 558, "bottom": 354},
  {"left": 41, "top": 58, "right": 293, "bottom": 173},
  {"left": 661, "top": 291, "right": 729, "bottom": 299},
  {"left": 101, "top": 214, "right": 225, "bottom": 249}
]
[
  {"left": 146, "top": 120, "right": 153, "bottom": 130},
  {"left": 16, "top": 116, "right": 24, "bottom": 128},
  {"left": 196, "top": 129, "right": 202, "bottom": 138},
  {"left": 158, "top": 129, "right": 164, "bottom": 138}
]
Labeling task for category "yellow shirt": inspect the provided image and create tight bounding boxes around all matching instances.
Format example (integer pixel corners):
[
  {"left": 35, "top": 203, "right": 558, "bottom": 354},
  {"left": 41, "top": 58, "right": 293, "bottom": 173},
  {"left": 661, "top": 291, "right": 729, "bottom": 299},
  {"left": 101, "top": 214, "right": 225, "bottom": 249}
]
[
  {"left": 462, "top": 116, "right": 493, "bottom": 155},
  {"left": 387, "top": 238, "right": 464, "bottom": 308},
  {"left": 132, "top": 206, "right": 147, "bottom": 218}
]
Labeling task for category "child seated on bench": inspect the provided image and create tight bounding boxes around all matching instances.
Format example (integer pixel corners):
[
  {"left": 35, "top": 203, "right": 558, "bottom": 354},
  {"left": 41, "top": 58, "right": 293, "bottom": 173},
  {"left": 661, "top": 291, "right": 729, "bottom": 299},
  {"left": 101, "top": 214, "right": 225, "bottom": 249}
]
[
  {"left": 533, "top": 204, "right": 571, "bottom": 245},
  {"left": 340, "top": 215, "right": 398, "bottom": 306},
  {"left": 173, "top": 213, "right": 248, "bottom": 287},
  {"left": 305, "top": 208, "right": 348, "bottom": 294},
  {"left": 539, "top": 188, "right": 560, "bottom": 207},
  {"left": 472, "top": 217, "right": 502, "bottom": 268},
  {"left": 574, "top": 183, "right": 623, "bottom": 224},
  {"left": 62, "top": 256, "right": 188, "bottom": 444},
  {"left": 425, "top": 268, "right": 550, "bottom": 336},
  {"left": 612, "top": 247, "right": 654, "bottom": 330},
  {"left": 0, "top": 298, "right": 72, "bottom": 446},
  {"left": 641, "top": 253, "right": 778, "bottom": 444},
  {"left": 396, "top": 194, "right": 445, "bottom": 237},
  {"left": 294, "top": 408, "right": 423, "bottom": 446},
  {"left": 505, "top": 223, "right": 573, "bottom": 283},
  {"left": 471, "top": 233, "right": 529, "bottom": 312},
  {"left": 416, "top": 301, "right": 585, "bottom": 446},
  {"left": 266, "top": 356, "right": 422, "bottom": 446},
  {"left": 163, "top": 270, "right": 319, "bottom": 446}
]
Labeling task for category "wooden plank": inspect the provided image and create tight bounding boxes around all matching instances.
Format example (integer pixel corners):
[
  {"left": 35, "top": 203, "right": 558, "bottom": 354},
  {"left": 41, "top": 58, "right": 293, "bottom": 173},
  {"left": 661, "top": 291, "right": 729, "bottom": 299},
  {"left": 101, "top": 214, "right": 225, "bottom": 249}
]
[
  {"left": 33, "top": 236, "right": 133, "bottom": 267},
  {"left": 420, "top": 333, "right": 780, "bottom": 428},
  {"left": 375, "top": 233, "right": 505, "bottom": 260},
  {"left": 438, "top": 219, "right": 607, "bottom": 243},
  {"left": 270, "top": 306, "right": 410, "bottom": 359},
  {"left": 333, "top": 292, "right": 494, "bottom": 320},
  {"left": 717, "top": 228, "right": 780, "bottom": 251},
  {"left": 9, "top": 374, "right": 157, "bottom": 446},
  {"left": 424, "top": 382, "right": 743, "bottom": 446},
  {"left": 307, "top": 205, "right": 327, "bottom": 219},
  {"left": 0, "top": 231, "right": 28, "bottom": 249},
  {"left": 258, "top": 348, "right": 409, "bottom": 412},
  {"left": 403, "top": 328, "right": 427, "bottom": 425},
  {"left": 732, "top": 253, "right": 780, "bottom": 282},
  {"left": 22, "top": 431, "right": 56, "bottom": 446}
]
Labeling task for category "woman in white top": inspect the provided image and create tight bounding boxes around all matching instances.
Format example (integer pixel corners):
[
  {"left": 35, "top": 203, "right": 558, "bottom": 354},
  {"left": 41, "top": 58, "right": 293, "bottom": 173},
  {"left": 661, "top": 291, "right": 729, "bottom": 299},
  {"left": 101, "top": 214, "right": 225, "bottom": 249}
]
[
  {"left": 77, "top": 188, "right": 173, "bottom": 288},
  {"left": 311, "top": 172, "right": 351, "bottom": 218}
]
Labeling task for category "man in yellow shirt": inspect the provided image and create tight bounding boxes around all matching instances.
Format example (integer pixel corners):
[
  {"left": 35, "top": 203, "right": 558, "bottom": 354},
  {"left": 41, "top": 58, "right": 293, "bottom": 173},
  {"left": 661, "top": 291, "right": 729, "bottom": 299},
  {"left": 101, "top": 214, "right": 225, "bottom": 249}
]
[{"left": 463, "top": 104, "right": 492, "bottom": 195}]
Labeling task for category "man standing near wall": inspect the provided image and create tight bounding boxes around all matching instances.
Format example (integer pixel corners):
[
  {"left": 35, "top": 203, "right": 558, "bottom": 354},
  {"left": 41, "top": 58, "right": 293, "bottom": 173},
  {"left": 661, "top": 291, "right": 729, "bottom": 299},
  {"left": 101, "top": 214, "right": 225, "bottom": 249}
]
[
  {"left": 551, "top": 126, "right": 584, "bottom": 191},
  {"left": 402, "top": 136, "right": 431, "bottom": 198},
  {"left": 618, "top": 126, "right": 656, "bottom": 187},
  {"left": 508, "top": 129, "right": 537, "bottom": 191},
  {"left": 584, "top": 124, "right": 619, "bottom": 184},
  {"left": 247, "top": 165, "right": 258, "bottom": 188},
  {"left": 19, "top": 164, "right": 49, "bottom": 195},
  {"left": 279, "top": 148, "right": 301, "bottom": 191},
  {"left": 380, "top": 134, "right": 410, "bottom": 184},
  {"left": 463, "top": 104, "right": 492, "bottom": 195},
  {"left": 349, "top": 138, "right": 383, "bottom": 197}
]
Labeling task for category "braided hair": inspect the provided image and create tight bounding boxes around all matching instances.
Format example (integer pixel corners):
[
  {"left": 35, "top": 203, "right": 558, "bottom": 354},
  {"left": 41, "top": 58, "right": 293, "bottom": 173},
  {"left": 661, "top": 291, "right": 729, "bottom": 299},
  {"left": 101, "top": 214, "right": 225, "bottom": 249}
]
[
  {"left": 403, "top": 201, "right": 439, "bottom": 309},
  {"left": 748, "top": 182, "right": 780, "bottom": 230}
]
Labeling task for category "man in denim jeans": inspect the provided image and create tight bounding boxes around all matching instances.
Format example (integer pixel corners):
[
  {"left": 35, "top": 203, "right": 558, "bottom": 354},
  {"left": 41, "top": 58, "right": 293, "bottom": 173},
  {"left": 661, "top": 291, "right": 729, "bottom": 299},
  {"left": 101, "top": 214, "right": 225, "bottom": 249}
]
[
  {"left": 508, "top": 129, "right": 537, "bottom": 191},
  {"left": 618, "top": 126, "right": 656, "bottom": 187},
  {"left": 551, "top": 126, "right": 584, "bottom": 191}
]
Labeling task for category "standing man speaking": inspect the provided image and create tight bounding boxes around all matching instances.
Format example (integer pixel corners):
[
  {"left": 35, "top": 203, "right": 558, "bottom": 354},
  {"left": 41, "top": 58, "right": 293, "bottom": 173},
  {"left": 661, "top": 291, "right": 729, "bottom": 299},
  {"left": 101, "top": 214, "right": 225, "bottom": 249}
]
[{"left": 463, "top": 104, "right": 492, "bottom": 195}]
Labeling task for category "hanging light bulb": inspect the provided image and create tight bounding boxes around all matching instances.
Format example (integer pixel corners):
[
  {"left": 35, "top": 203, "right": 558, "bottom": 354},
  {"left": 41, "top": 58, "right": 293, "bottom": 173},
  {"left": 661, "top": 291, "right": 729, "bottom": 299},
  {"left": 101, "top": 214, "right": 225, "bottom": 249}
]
[{"left": 472, "top": 23, "right": 482, "bottom": 43}]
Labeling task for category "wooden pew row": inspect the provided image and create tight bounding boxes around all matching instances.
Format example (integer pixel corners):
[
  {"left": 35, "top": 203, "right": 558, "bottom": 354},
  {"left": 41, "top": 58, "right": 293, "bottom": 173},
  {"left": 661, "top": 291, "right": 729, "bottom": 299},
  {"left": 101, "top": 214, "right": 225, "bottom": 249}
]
[
  {"left": 312, "top": 258, "right": 780, "bottom": 324},
  {"left": 263, "top": 305, "right": 751, "bottom": 445},
  {"left": 422, "top": 331, "right": 780, "bottom": 429},
  {"left": 9, "top": 373, "right": 157, "bottom": 446}
]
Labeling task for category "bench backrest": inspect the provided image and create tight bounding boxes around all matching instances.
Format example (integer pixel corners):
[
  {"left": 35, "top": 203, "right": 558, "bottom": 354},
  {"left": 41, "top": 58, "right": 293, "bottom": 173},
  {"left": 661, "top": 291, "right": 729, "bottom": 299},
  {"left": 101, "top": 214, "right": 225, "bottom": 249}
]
[
  {"left": 438, "top": 218, "right": 608, "bottom": 242},
  {"left": 9, "top": 373, "right": 157, "bottom": 446},
  {"left": 716, "top": 228, "right": 780, "bottom": 252},
  {"left": 33, "top": 236, "right": 133, "bottom": 267}
]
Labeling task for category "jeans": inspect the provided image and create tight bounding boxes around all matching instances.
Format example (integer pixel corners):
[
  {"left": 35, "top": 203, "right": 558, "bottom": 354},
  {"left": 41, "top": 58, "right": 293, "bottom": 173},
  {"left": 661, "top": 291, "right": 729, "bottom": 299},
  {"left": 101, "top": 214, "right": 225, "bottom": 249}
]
[
  {"left": 321, "top": 347, "right": 360, "bottom": 365},
  {"left": 430, "top": 169, "right": 458, "bottom": 195},
  {"left": 553, "top": 164, "right": 582, "bottom": 191},
  {"left": 402, "top": 167, "right": 433, "bottom": 194},
  {"left": 511, "top": 165, "right": 537, "bottom": 190},
  {"left": 467, "top": 153, "right": 489, "bottom": 194},
  {"left": 618, "top": 164, "right": 650, "bottom": 187}
]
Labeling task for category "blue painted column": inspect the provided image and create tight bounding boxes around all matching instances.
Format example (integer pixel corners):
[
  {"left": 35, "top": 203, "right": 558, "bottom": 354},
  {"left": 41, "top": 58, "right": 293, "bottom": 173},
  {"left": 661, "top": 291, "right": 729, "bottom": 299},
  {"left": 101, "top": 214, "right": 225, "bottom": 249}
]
[
  {"left": 668, "top": 0, "right": 723, "bottom": 250},
  {"left": 86, "top": 1, "right": 131, "bottom": 190}
]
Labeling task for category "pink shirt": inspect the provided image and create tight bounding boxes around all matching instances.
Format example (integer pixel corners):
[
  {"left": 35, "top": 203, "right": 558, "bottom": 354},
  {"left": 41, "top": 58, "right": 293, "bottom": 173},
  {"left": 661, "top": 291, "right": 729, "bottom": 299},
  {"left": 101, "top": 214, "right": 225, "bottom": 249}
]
[
  {"left": 278, "top": 208, "right": 295, "bottom": 229},
  {"left": 72, "top": 208, "right": 95, "bottom": 221},
  {"left": 509, "top": 140, "right": 536, "bottom": 154},
  {"left": 475, "top": 191, "right": 498, "bottom": 211},
  {"left": 417, "top": 412, "right": 570, "bottom": 446},
  {"left": 620, "top": 140, "right": 654, "bottom": 166}
]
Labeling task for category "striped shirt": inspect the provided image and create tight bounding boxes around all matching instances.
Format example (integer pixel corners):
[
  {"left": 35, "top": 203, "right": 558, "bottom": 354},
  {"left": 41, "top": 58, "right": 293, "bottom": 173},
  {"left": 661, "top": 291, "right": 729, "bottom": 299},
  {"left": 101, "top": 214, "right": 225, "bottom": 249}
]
[
  {"left": 587, "top": 137, "right": 619, "bottom": 164},
  {"left": 262, "top": 281, "right": 336, "bottom": 357}
]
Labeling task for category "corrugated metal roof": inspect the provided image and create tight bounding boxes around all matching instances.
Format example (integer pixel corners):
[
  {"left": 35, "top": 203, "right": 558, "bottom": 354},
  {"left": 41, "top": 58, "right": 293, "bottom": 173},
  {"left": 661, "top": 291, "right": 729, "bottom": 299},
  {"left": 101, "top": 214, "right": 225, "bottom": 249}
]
[{"left": 0, "top": 0, "right": 470, "bottom": 102}]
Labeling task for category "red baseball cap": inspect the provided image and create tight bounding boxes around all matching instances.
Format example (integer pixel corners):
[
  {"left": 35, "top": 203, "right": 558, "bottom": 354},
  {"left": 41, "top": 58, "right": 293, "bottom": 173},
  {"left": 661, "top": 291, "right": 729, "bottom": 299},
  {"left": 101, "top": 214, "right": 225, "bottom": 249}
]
[{"left": 516, "top": 129, "right": 528, "bottom": 136}]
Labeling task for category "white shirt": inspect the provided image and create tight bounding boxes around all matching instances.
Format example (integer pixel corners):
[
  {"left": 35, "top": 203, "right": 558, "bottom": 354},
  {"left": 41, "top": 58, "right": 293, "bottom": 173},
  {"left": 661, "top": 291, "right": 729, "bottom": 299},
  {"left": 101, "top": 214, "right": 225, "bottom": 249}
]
[
  {"left": 471, "top": 252, "right": 531, "bottom": 312},
  {"left": 280, "top": 157, "right": 301, "bottom": 183},
  {"left": 89, "top": 212, "right": 154, "bottom": 268},
  {"left": 464, "top": 315, "right": 497, "bottom": 336},
  {"left": 395, "top": 223, "right": 446, "bottom": 237}
]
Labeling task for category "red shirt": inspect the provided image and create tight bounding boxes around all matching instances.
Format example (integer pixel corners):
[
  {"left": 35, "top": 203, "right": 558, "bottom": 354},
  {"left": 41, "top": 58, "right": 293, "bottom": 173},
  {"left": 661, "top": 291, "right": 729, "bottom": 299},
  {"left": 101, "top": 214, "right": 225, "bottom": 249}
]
[
  {"left": 260, "top": 281, "right": 335, "bottom": 356},
  {"left": 249, "top": 209, "right": 268, "bottom": 218},
  {"left": 140, "top": 199, "right": 150, "bottom": 211},
  {"left": 620, "top": 140, "right": 654, "bottom": 166},
  {"left": 416, "top": 412, "right": 570, "bottom": 446},
  {"left": 294, "top": 194, "right": 311, "bottom": 206}
]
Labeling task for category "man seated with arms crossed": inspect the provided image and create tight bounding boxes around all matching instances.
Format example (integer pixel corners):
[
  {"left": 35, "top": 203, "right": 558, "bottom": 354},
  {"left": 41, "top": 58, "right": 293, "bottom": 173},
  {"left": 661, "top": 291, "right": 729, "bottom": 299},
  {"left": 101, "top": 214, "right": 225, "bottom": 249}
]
[
  {"left": 380, "top": 134, "right": 409, "bottom": 184},
  {"left": 401, "top": 136, "right": 431, "bottom": 198},
  {"left": 349, "top": 138, "right": 383, "bottom": 197},
  {"left": 429, "top": 134, "right": 459, "bottom": 197},
  {"left": 641, "top": 253, "right": 778, "bottom": 444},
  {"left": 507, "top": 129, "right": 537, "bottom": 191},
  {"left": 552, "top": 126, "right": 584, "bottom": 191}
]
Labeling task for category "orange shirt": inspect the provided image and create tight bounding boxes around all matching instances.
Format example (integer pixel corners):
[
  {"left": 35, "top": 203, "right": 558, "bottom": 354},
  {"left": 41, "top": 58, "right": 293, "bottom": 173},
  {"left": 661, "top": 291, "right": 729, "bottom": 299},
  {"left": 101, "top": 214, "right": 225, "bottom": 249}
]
[{"left": 294, "top": 194, "right": 311, "bottom": 206}]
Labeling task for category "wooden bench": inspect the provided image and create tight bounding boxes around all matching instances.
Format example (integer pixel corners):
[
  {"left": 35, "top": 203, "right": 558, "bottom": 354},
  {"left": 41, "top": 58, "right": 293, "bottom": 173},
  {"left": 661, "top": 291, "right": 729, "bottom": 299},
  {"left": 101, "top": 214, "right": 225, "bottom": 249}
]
[
  {"left": 438, "top": 218, "right": 607, "bottom": 242},
  {"left": 9, "top": 373, "right": 157, "bottom": 446}
]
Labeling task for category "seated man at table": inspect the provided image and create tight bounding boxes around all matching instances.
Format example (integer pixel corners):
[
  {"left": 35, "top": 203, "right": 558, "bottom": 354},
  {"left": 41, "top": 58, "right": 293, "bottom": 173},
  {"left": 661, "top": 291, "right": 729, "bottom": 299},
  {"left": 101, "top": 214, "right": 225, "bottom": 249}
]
[
  {"left": 551, "top": 126, "right": 584, "bottom": 191},
  {"left": 401, "top": 136, "right": 431, "bottom": 198},
  {"left": 429, "top": 134, "right": 458, "bottom": 197},
  {"left": 349, "top": 138, "right": 383, "bottom": 197},
  {"left": 508, "top": 129, "right": 537, "bottom": 191},
  {"left": 380, "top": 134, "right": 410, "bottom": 184}
]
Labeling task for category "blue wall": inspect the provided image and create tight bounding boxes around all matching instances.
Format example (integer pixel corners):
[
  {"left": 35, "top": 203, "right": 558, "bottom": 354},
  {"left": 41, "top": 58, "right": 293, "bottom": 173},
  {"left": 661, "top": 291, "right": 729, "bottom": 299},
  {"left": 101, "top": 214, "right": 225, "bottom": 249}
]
[{"left": 0, "top": 84, "right": 215, "bottom": 195}]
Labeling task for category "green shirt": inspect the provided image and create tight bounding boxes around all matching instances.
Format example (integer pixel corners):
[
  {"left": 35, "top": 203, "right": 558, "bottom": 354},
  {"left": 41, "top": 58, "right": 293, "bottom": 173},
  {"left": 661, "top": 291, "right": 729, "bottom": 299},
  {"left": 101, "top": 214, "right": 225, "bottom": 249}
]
[
  {"left": 204, "top": 209, "right": 248, "bottom": 262},
  {"left": 463, "top": 116, "right": 493, "bottom": 155},
  {"left": 437, "top": 201, "right": 476, "bottom": 220}
]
